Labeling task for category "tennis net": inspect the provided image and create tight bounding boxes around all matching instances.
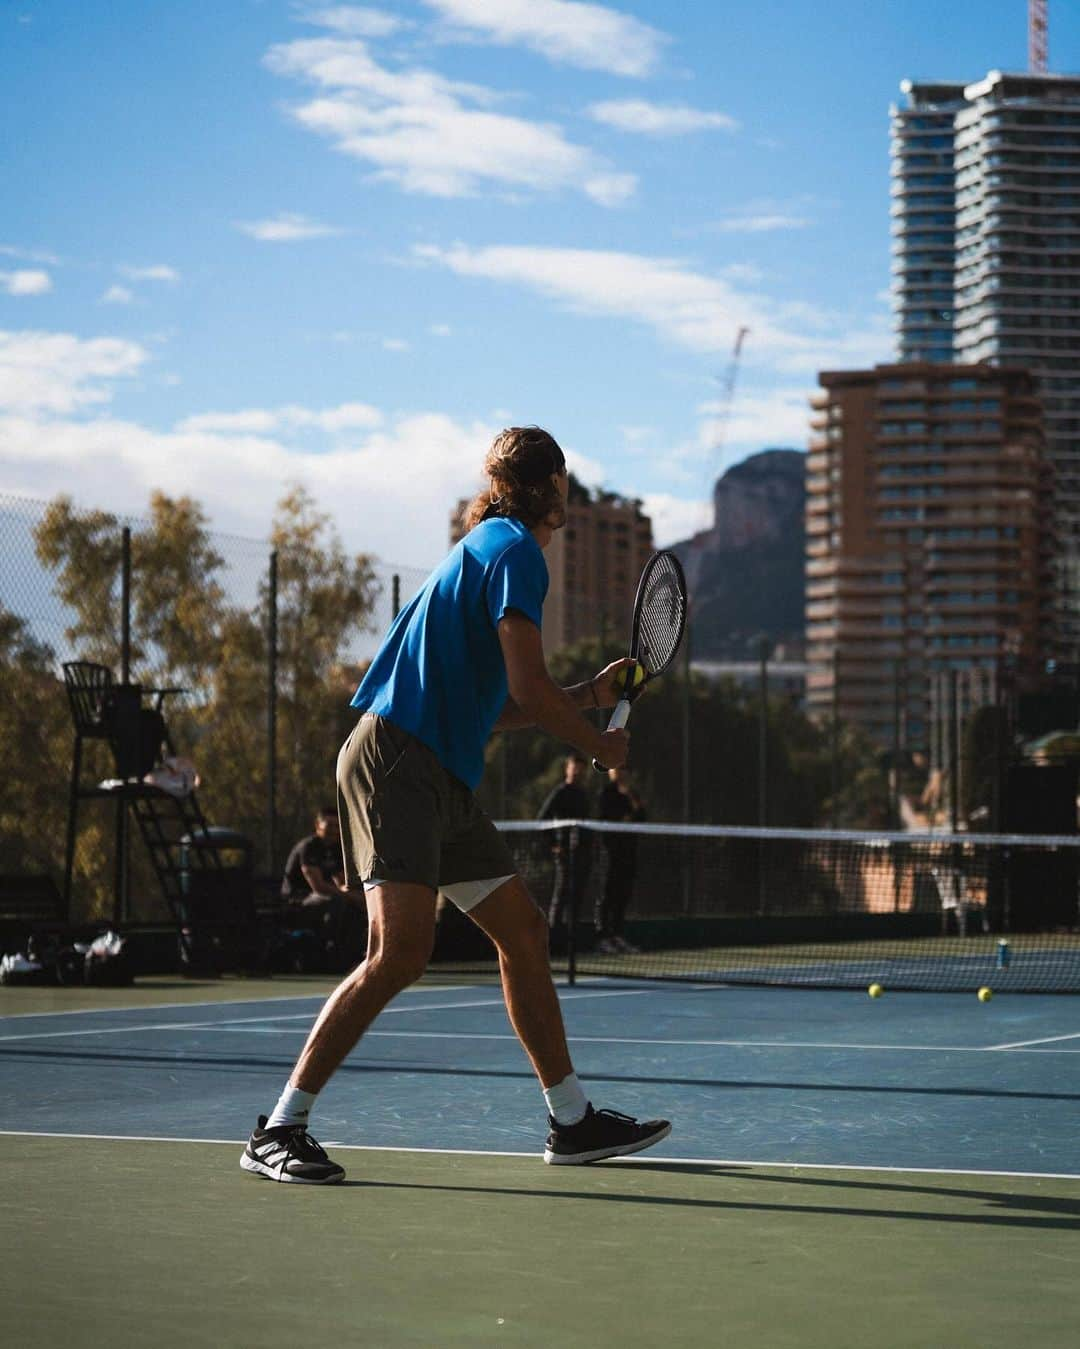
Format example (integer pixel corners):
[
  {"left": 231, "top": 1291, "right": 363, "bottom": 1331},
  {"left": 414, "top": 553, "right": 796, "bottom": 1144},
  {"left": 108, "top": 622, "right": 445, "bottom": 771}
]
[{"left": 471, "top": 822, "right": 1080, "bottom": 993}]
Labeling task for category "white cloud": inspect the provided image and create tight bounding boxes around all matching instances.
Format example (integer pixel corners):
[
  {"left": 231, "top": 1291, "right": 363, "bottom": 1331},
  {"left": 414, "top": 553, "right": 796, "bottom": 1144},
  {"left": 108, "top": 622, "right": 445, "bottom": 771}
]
[
  {"left": 0, "top": 330, "right": 148, "bottom": 414},
  {"left": 414, "top": 241, "right": 891, "bottom": 373},
  {"left": 0, "top": 244, "right": 61, "bottom": 265},
  {"left": 381, "top": 337, "right": 410, "bottom": 352},
  {"left": 589, "top": 100, "right": 738, "bottom": 136},
  {"left": 0, "top": 406, "right": 493, "bottom": 568},
  {"left": 302, "top": 6, "right": 405, "bottom": 37},
  {"left": 265, "top": 33, "right": 635, "bottom": 203},
  {"left": 428, "top": 323, "right": 453, "bottom": 337},
  {"left": 421, "top": 0, "right": 667, "bottom": 77},
  {"left": 707, "top": 199, "right": 814, "bottom": 233},
  {"left": 235, "top": 212, "right": 343, "bottom": 241},
  {"left": 712, "top": 213, "right": 811, "bottom": 233},
  {"left": 0, "top": 269, "right": 52, "bottom": 296},
  {"left": 119, "top": 264, "right": 180, "bottom": 283},
  {"left": 102, "top": 285, "right": 135, "bottom": 305},
  {"left": 639, "top": 491, "right": 712, "bottom": 547},
  {"left": 698, "top": 388, "right": 814, "bottom": 454},
  {"left": 582, "top": 172, "right": 637, "bottom": 208},
  {"left": 177, "top": 402, "right": 384, "bottom": 435}
]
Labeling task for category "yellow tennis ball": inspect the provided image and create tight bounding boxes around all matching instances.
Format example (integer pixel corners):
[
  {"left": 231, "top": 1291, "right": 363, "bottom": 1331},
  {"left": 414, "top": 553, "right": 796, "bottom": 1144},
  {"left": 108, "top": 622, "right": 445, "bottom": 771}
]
[
  {"left": 977, "top": 986, "right": 993, "bottom": 1003},
  {"left": 631, "top": 663, "right": 645, "bottom": 687},
  {"left": 868, "top": 983, "right": 883, "bottom": 999}
]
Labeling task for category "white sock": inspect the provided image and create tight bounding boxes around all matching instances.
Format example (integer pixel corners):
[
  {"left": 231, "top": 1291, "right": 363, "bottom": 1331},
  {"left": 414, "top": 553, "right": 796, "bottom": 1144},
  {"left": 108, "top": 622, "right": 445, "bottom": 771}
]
[
  {"left": 266, "top": 1084, "right": 317, "bottom": 1129},
  {"left": 543, "top": 1072, "right": 589, "bottom": 1126}
]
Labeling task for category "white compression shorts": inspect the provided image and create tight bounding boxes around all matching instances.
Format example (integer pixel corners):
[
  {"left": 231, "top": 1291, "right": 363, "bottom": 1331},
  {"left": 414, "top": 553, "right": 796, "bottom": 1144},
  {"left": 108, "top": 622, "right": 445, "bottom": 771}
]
[{"left": 362, "top": 875, "right": 515, "bottom": 913}]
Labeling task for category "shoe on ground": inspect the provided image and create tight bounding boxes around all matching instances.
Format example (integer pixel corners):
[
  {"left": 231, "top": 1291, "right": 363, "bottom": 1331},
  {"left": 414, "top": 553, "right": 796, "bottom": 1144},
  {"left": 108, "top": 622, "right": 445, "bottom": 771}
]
[
  {"left": 612, "top": 935, "right": 640, "bottom": 954},
  {"left": 240, "top": 1115, "right": 346, "bottom": 1184},
  {"left": 595, "top": 936, "right": 619, "bottom": 954},
  {"left": 544, "top": 1105, "right": 671, "bottom": 1165}
]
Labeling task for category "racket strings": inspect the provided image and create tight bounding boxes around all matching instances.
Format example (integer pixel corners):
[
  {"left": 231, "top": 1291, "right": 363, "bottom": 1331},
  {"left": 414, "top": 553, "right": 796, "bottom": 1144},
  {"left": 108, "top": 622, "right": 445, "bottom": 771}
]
[{"left": 636, "top": 560, "right": 686, "bottom": 674}]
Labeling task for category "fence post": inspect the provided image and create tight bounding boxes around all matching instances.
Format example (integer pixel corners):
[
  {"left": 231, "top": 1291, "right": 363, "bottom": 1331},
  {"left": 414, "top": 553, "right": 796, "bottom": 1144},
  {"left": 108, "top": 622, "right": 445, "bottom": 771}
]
[
  {"left": 392, "top": 572, "right": 401, "bottom": 621},
  {"left": 830, "top": 651, "right": 840, "bottom": 829},
  {"left": 757, "top": 635, "right": 769, "bottom": 828},
  {"left": 116, "top": 526, "right": 132, "bottom": 923},
  {"left": 892, "top": 658, "right": 903, "bottom": 830},
  {"left": 949, "top": 668, "right": 960, "bottom": 833},
  {"left": 681, "top": 612, "right": 691, "bottom": 823},
  {"left": 267, "top": 550, "right": 278, "bottom": 881},
  {"left": 120, "top": 526, "right": 131, "bottom": 684}
]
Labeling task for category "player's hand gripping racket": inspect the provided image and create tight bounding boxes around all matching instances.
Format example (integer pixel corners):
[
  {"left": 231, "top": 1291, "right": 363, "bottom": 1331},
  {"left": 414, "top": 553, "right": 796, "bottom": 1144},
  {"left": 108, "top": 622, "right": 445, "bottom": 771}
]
[{"left": 592, "top": 550, "right": 688, "bottom": 771}]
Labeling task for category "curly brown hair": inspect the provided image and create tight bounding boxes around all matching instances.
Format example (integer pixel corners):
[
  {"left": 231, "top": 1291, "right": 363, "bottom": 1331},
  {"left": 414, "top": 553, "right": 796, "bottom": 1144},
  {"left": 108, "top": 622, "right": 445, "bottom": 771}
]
[{"left": 463, "top": 427, "right": 567, "bottom": 531}]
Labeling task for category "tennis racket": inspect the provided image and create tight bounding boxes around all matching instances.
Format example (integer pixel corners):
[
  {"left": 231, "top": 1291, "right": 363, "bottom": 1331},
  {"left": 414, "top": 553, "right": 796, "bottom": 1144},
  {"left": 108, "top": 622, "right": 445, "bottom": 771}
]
[{"left": 593, "top": 550, "right": 688, "bottom": 771}]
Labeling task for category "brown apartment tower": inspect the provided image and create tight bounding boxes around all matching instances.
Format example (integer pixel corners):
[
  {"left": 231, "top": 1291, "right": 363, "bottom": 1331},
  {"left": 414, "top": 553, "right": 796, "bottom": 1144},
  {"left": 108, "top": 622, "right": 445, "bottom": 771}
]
[
  {"left": 452, "top": 477, "right": 654, "bottom": 659},
  {"left": 805, "top": 362, "right": 1053, "bottom": 749}
]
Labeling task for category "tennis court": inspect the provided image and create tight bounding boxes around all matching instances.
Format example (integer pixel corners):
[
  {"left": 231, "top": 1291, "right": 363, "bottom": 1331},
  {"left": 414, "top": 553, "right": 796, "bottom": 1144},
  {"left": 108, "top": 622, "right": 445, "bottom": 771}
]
[{"left": 3, "top": 973, "right": 1079, "bottom": 1347}]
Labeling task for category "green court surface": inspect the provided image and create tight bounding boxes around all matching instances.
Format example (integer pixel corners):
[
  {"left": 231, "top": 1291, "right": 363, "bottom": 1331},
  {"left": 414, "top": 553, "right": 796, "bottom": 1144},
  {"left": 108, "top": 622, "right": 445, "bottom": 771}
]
[{"left": 3, "top": 1133, "right": 1079, "bottom": 1349}]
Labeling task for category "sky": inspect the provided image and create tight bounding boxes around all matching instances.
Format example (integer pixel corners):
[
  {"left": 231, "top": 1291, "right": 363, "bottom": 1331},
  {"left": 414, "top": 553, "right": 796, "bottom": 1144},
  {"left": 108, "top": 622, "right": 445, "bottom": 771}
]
[{"left": 3, "top": 0, "right": 1080, "bottom": 569}]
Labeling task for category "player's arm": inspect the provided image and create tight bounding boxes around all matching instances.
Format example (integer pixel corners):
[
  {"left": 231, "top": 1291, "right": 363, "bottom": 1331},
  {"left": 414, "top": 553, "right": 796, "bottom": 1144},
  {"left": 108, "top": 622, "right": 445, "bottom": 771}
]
[
  {"left": 494, "top": 652, "right": 636, "bottom": 731},
  {"left": 300, "top": 863, "right": 339, "bottom": 897},
  {"left": 495, "top": 611, "right": 629, "bottom": 766}
]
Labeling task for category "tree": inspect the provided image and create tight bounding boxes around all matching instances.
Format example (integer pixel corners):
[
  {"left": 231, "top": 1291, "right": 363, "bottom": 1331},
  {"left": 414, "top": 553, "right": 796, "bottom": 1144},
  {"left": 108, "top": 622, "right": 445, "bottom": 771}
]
[
  {"left": 260, "top": 485, "right": 379, "bottom": 858},
  {"left": 28, "top": 484, "right": 379, "bottom": 917}
]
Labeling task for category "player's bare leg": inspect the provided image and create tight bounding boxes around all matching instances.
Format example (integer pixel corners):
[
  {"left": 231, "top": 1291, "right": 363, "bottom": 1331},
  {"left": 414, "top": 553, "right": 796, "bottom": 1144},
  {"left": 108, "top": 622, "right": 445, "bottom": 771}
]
[
  {"left": 241, "top": 882, "right": 436, "bottom": 1183},
  {"left": 290, "top": 881, "right": 437, "bottom": 1093},
  {"left": 469, "top": 875, "right": 672, "bottom": 1164},
  {"left": 468, "top": 876, "right": 573, "bottom": 1087}
]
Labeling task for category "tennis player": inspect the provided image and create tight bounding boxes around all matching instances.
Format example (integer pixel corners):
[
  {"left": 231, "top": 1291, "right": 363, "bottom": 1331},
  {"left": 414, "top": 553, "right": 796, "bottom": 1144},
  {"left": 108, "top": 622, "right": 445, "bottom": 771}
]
[{"left": 241, "top": 427, "right": 671, "bottom": 1183}]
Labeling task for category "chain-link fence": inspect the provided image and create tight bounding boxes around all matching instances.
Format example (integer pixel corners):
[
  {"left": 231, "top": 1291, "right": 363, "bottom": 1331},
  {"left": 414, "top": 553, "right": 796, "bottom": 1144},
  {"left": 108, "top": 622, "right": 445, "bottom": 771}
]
[{"left": 0, "top": 491, "right": 427, "bottom": 926}]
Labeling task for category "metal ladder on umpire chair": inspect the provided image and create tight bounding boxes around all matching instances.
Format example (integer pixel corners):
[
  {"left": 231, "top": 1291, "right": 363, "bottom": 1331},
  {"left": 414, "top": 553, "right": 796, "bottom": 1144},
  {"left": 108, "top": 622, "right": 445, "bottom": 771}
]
[{"left": 62, "top": 661, "right": 226, "bottom": 930}]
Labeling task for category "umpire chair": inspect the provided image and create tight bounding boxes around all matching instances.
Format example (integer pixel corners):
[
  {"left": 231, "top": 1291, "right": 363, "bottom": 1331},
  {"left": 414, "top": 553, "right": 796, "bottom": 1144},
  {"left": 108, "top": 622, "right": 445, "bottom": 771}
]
[{"left": 61, "top": 661, "right": 265, "bottom": 973}]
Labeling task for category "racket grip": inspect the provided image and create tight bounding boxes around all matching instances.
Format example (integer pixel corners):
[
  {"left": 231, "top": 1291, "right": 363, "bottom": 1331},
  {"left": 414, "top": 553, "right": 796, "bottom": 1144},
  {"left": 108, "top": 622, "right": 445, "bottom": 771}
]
[{"left": 592, "top": 698, "right": 631, "bottom": 772}]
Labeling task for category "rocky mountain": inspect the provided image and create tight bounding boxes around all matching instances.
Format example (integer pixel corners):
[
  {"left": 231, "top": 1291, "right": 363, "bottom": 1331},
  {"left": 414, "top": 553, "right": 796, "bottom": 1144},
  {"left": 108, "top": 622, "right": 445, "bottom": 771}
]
[{"left": 670, "top": 448, "right": 806, "bottom": 660}]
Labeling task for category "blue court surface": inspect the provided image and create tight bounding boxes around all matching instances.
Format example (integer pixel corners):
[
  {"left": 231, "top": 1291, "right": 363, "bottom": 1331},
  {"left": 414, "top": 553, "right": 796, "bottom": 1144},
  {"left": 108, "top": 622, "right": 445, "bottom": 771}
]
[{"left": 2, "top": 978, "right": 1078, "bottom": 1176}]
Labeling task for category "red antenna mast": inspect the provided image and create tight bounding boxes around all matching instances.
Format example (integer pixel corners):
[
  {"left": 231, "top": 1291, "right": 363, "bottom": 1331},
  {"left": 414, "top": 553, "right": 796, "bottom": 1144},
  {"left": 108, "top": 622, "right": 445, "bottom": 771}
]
[{"left": 1029, "top": 0, "right": 1048, "bottom": 74}]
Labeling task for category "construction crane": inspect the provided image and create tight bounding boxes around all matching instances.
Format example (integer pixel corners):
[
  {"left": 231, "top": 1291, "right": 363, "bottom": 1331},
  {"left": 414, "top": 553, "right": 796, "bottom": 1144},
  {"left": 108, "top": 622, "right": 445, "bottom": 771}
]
[
  {"left": 1030, "top": 0, "right": 1048, "bottom": 74},
  {"left": 708, "top": 325, "right": 749, "bottom": 482}
]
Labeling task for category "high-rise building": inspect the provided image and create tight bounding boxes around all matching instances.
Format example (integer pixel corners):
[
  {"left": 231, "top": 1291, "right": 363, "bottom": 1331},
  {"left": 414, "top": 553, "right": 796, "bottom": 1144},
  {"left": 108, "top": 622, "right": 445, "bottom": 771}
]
[
  {"left": 450, "top": 478, "right": 653, "bottom": 659},
  {"left": 892, "top": 71, "right": 1080, "bottom": 638},
  {"left": 805, "top": 362, "right": 1052, "bottom": 748}
]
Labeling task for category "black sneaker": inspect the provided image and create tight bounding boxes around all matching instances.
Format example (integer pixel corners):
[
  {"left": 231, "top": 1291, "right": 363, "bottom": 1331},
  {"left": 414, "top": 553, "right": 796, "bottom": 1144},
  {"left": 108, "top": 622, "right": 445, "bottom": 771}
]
[
  {"left": 544, "top": 1105, "right": 671, "bottom": 1165},
  {"left": 240, "top": 1115, "right": 346, "bottom": 1184}
]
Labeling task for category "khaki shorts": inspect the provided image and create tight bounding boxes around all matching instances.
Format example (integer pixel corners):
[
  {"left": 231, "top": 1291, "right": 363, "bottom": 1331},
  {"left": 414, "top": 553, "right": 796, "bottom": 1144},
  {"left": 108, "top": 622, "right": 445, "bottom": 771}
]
[{"left": 336, "top": 714, "right": 516, "bottom": 908}]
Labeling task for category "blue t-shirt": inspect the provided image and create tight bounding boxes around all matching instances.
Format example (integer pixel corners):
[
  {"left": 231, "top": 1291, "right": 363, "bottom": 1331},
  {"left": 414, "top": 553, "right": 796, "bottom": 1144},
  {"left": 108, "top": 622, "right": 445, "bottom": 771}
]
[{"left": 350, "top": 517, "right": 548, "bottom": 790}]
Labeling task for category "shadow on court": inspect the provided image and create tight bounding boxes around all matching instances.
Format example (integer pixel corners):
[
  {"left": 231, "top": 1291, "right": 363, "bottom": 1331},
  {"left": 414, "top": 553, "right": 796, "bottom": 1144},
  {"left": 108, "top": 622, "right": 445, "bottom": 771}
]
[
  {"left": 348, "top": 1161, "right": 1080, "bottom": 1229},
  {"left": 5, "top": 1042, "right": 1080, "bottom": 1105}
]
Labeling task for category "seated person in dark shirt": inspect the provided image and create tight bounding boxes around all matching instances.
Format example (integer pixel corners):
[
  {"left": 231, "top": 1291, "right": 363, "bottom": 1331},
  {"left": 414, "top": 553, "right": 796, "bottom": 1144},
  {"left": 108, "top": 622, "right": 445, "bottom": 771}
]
[{"left": 281, "top": 808, "right": 365, "bottom": 951}]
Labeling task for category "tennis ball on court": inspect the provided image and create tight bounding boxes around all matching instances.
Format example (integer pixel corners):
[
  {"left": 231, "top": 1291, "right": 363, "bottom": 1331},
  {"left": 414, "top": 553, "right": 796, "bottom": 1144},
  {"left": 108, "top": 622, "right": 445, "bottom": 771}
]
[
  {"left": 868, "top": 983, "right": 884, "bottom": 999},
  {"left": 977, "top": 986, "right": 993, "bottom": 1003}
]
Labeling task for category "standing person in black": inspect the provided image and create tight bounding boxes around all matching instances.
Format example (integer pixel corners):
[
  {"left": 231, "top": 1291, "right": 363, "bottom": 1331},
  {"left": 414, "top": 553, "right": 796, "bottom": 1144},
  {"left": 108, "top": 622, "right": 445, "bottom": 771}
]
[
  {"left": 597, "top": 767, "right": 646, "bottom": 953},
  {"left": 538, "top": 753, "right": 592, "bottom": 935}
]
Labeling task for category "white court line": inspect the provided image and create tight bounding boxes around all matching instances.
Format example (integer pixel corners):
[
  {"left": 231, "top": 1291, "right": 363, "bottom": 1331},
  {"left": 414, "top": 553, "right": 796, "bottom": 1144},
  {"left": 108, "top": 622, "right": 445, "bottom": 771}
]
[
  {"left": 986, "top": 1031, "right": 1080, "bottom": 1050},
  {"left": 202, "top": 1026, "right": 1080, "bottom": 1054},
  {"left": 0, "top": 987, "right": 649, "bottom": 1043},
  {"left": 1, "top": 1129, "right": 1077, "bottom": 1182},
  {"left": 0, "top": 981, "right": 496, "bottom": 1021}
]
